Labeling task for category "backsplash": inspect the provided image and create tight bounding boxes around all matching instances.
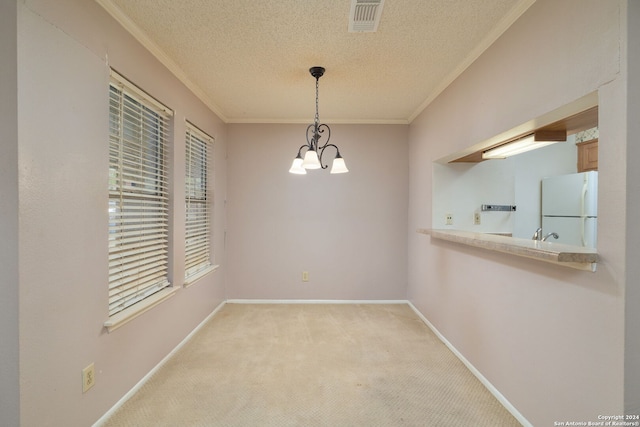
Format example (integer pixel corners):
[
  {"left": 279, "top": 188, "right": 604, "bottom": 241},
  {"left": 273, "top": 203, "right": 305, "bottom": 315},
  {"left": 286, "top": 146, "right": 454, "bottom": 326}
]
[{"left": 575, "top": 126, "right": 599, "bottom": 143}]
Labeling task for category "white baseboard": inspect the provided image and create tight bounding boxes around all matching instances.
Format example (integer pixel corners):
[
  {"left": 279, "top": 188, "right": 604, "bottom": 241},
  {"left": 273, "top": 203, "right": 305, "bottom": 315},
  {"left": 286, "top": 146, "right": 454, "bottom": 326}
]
[
  {"left": 226, "top": 299, "right": 409, "bottom": 304},
  {"left": 406, "top": 301, "right": 532, "bottom": 427},
  {"left": 92, "top": 300, "right": 227, "bottom": 427}
]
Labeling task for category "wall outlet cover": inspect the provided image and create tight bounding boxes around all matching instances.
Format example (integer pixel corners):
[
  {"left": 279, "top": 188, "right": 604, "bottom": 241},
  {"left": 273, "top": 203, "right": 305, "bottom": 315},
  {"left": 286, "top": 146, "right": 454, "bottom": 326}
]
[
  {"left": 474, "top": 212, "right": 481, "bottom": 225},
  {"left": 82, "top": 363, "right": 95, "bottom": 393}
]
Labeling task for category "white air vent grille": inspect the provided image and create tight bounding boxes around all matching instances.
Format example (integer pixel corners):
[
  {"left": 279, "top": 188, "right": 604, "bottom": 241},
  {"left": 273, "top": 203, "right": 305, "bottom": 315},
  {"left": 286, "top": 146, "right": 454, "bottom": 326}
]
[{"left": 349, "top": 0, "right": 385, "bottom": 33}]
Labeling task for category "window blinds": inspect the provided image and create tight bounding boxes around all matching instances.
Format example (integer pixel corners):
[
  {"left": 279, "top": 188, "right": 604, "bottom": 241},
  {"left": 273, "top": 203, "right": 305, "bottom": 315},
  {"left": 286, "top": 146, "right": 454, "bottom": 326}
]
[
  {"left": 108, "top": 71, "right": 172, "bottom": 316},
  {"left": 185, "top": 124, "right": 212, "bottom": 280}
]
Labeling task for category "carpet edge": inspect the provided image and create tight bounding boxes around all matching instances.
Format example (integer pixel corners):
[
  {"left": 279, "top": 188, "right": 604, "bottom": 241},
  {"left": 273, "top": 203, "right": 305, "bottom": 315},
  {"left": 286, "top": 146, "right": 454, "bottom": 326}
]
[{"left": 406, "top": 301, "right": 532, "bottom": 427}]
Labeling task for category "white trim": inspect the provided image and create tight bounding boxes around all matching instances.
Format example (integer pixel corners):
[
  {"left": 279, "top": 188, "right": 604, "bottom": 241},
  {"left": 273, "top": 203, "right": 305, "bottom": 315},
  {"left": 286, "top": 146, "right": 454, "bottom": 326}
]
[
  {"left": 408, "top": 0, "right": 536, "bottom": 123},
  {"left": 96, "top": 0, "right": 228, "bottom": 122},
  {"left": 93, "top": 300, "right": 227, "bottom": 427},
  {"left": 185, "top": 119, "right": 215, "bottom": 143},
  {"left": 226, "top": 117, "right": 409, "bottom": 125},
  {"left": 184, "top": 264, "right": 219, "bottom": 288},
  {"left": 225, "top": 299, "right": 409, "bottom": 305},
  {"left": 406, "top": 302, "right": 533, "bottom": 427},
  {"left": 109, "top": 69, "right": 173, "bottom": 115},
  {"left": 104, "top": 287, "right": 179, "bottom": 333}
]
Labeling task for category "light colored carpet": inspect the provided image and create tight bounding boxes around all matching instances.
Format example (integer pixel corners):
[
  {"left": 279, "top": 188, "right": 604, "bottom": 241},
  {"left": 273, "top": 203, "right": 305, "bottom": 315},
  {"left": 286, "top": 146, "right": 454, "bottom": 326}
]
[{"left": 102, "top": 303, "right": 521, "bottom": 426}]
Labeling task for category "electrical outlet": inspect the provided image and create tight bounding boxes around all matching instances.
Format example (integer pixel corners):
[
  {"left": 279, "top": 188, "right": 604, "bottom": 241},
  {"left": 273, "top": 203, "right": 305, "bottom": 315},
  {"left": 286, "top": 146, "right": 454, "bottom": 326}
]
[
  {"left": 474, "top": 212, "right": 481, "bottom": 225},
  {"left": 302, "top": 271, "right": 309, "bottom": 282},
  {"left": 445, "top": 213, "right": 453, "bottom": 225},
  {"left": 82, "top": 363, "right": 95, "bottom": 393}
]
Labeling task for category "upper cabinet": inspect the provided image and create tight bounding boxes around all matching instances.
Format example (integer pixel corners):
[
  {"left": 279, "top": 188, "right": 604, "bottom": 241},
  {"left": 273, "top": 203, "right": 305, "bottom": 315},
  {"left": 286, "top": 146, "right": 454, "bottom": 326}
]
[
  {"left": 575, "top": 126, "right": 599, "bottom": 172},
  {"left": 576, "top": 139, "right": 598, "bottom": 172},
  {"left": 576, "top": 126, "right": 600, "bottom": 172}
]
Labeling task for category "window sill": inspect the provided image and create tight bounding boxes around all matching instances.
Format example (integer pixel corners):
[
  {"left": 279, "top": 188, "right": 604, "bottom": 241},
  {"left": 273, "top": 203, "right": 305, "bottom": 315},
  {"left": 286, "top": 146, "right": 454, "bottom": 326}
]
[
  {"left": 184, "top": 264, "right": 219, "bottom": 288},
  {"left": 104, "top": 287, "right": 179, "bottom": 333}
]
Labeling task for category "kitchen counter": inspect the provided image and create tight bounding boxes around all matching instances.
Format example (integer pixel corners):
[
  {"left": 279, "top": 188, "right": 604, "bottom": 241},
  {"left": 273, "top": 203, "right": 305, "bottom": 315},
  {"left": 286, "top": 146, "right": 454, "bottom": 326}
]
[{"left": 417, "top": 228, "right": 598, "bottom": 271}]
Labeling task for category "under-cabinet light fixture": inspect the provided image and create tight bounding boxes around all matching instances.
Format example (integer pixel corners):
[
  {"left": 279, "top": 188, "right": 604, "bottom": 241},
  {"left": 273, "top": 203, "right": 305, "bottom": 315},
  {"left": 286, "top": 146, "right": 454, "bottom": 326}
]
[
  {"left": 482, "top": 130, "right": 567, "bottom": 160},
  {"left": 289, "top": 67, "right": 348, "bottom": 175}
]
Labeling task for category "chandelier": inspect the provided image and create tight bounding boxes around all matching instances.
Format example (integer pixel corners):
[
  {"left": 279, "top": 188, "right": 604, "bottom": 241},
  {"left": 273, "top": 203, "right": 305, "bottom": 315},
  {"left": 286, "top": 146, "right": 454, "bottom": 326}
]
[{"left": 289, "top": 67, "right": 348, "bottom": 174}]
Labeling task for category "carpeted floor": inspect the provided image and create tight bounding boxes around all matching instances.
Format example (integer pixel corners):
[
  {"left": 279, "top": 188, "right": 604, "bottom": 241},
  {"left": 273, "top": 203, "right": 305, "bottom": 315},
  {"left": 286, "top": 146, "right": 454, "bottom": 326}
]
[{"left": 101, "top": 303, "right": 521, "bottom": 426}]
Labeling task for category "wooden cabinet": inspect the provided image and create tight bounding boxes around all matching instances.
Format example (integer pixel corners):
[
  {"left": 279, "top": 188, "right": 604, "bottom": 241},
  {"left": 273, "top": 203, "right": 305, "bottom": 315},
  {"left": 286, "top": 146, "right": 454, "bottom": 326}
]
[{"left": 577, "top": 139, "right": 598, "bottom": 172}]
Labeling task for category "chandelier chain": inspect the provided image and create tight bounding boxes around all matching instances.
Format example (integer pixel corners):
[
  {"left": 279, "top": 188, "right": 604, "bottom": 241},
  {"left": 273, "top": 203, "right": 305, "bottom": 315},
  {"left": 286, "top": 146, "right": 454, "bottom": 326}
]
[{"left": 315, "top": 77, "right": 320, "bottom": 125}]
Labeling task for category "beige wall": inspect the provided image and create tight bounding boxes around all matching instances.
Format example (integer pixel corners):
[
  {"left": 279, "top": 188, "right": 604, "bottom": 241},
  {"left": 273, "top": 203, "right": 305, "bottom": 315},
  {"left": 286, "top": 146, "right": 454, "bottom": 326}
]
[
  {"left": 226, "top": 123, "right": 409, "bottom": 300},
  {"left": 9, "top": 1, "right": 227, "bottom": 426},
  {"left": 408, "top": 0, "right": 628, "bottom": 424}
]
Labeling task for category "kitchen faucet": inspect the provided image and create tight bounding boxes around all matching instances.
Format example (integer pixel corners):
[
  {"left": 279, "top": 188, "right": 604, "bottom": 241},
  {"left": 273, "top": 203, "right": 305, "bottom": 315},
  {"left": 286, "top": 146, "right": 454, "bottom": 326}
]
[
  {"left": 532, "top": 227, "right": 543, "bottom": 240},
  {"left": 532, "top": 228, "right": 559, "bottom": 242},
  {"left": 542, "top": 232, "right": 559, "bottom": 241}
]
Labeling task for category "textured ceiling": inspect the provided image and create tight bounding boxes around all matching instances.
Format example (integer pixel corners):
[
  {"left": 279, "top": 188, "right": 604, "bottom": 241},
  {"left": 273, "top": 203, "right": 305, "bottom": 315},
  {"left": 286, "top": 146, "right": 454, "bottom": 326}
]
[{"left": 98, "top": 0, "right": 535, "bottom": 124}]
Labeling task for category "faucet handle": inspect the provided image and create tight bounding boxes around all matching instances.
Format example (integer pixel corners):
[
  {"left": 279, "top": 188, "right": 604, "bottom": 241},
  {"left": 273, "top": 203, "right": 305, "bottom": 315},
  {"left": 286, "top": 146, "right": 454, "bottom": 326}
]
[{"left": 532, "top": 227, "right": 542, "bottom": 240}]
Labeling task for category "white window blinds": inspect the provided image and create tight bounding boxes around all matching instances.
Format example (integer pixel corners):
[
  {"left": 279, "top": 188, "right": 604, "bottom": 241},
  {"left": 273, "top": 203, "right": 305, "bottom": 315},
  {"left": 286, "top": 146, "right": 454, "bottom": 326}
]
[
  {"left": 108, "top": 71, "right": 172, "bottom": 317},
  {"left": 185, "top": 123, "right": 213, "bottom": 280}
]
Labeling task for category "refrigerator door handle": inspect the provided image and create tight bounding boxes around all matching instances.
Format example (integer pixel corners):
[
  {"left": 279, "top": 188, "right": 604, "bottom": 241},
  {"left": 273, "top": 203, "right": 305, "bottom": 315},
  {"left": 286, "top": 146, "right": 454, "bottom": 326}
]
[
  {"left": 581, "top": 175, "right": 588, "bottom": 217},
  {"left": 580, "top": 174, "right": 589, "bottom": 246}
]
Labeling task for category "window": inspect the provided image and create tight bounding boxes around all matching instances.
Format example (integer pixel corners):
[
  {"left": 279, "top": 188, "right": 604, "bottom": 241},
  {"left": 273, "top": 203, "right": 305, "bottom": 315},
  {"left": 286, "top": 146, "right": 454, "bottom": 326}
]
[
  {"left": 108, "top": 70, "right": 172, "bottom": 317},
  {"left": 184, "top": 123, "right": 213, "bottom": 283}
]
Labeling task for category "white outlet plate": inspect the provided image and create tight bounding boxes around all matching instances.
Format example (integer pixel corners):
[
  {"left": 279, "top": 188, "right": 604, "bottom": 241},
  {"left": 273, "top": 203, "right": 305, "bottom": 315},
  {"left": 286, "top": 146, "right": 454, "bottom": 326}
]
[
  {"left": 474, "top": 212, "right": 481, "bottom": 225},
  {"left": 445, "top": 214, "right": 453, "bottom": 225},
  {"left": 302, "top": 271, "right": 309, "bottom": 282},
  {"left": 82, "top": 363, "right": 95, "bottom": 393}
]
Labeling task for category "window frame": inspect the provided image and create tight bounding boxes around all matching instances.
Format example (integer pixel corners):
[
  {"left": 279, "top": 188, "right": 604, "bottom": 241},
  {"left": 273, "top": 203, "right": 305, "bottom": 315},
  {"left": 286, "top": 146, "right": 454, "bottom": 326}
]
[
  {"left": 184, "top": 121, "right": 216, "bottom": 286},
  {"left": 106, "top": 70, "right": 174, "bottom": 326}
]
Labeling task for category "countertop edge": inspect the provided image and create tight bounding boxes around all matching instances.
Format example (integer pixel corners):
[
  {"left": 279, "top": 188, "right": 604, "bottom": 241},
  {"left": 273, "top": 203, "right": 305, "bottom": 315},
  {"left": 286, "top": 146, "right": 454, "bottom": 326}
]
[{"left": 417, "top": 228, "right": 598, "bottom": 271}]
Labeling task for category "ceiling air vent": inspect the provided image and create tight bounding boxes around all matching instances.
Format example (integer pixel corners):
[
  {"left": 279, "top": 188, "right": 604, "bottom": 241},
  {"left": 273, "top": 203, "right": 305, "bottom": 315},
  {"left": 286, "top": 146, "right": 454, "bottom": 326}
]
[{"left": 349, "top": 0, "right": 385, "bottom": 33}]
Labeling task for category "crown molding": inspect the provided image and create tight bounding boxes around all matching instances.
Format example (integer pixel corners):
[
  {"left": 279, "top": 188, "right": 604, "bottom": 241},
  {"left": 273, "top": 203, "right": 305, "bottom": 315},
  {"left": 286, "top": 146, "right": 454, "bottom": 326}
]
[
  {"left": 96, "top": 0, "right": 229, "bottom": 123},
  {"left": 408, "top": 0, "right": 537, "bottom": 123}
]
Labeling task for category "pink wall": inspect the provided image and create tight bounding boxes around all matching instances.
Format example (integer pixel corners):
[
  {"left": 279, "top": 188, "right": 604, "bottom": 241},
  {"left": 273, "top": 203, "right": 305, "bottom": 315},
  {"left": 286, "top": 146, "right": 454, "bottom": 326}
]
[
  {"left": 12, "top": 1, "right": 227, "bottom": 425},
  {"left": 408, "top": 0, "right": 628, "bottom": 424},
  {"left": 226, "top": 123, "right": 408, "bottom": 300},
  {"left": 625, "top": 0, "right": 640, "bottom": 414},
  {"left": 0, "top": 0, "right": 19, "bottom": 425},
  {"left": 6, "top": 0, "right": 637, "bottom": 426}
]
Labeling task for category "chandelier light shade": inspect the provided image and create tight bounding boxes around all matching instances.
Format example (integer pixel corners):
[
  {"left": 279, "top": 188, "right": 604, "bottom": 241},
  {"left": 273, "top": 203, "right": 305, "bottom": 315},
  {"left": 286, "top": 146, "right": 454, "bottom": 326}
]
[
  {"left": 289, "top": 67, "right": 348, "bottom": 174},
  {"left": 288, "top": 153, "right": 306, "bottom": 174},
  {"left": 330, "top": 153, "right": 349, "bottom": 174},
  {"left": 302, "top": 149, "right": 322, "bottom": 169}
]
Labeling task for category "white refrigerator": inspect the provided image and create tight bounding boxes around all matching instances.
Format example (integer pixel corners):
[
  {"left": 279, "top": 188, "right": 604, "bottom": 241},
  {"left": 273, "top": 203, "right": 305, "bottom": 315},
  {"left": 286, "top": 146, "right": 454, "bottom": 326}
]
[{"left": 541, "top": 171, "right": 598, "bottom": 248}]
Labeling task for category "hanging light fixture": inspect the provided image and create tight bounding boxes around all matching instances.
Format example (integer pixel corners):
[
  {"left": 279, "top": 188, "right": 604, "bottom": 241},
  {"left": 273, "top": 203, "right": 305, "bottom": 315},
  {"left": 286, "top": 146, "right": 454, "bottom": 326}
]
[{"left": 289, "top": 67, "right": 348, "bottom": 174}]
